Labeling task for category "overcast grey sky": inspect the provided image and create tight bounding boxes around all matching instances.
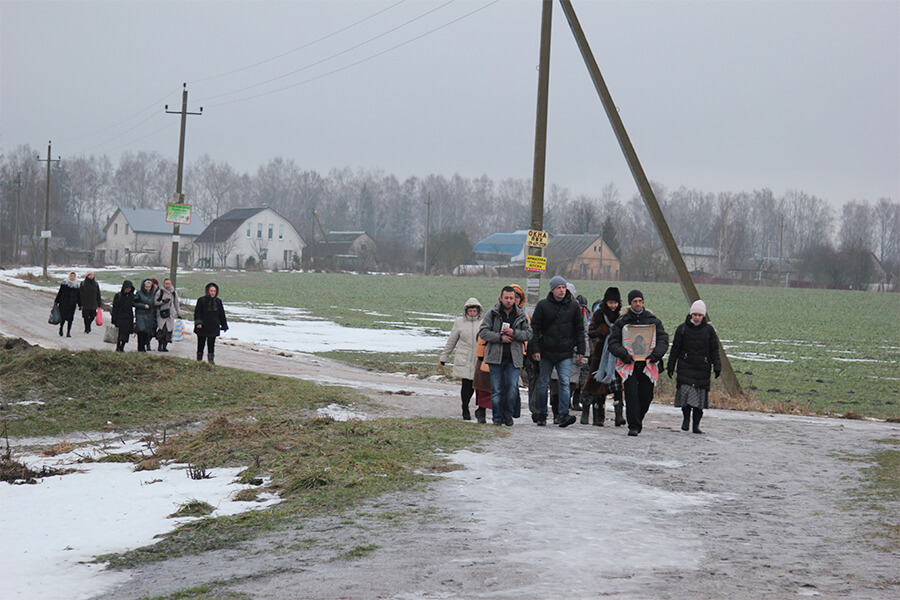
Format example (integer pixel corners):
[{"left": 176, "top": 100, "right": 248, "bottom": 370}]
[{"left": 2, "top": 0, "right": 897, "bottom": 208}]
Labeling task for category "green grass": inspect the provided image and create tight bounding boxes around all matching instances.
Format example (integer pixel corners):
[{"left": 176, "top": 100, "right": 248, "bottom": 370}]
[
  {"left": 25, "top": 269, "right": 900, "bottom": 417},
  {"left": 0, "top": 345, "right": 356, "bottom": 437},
  {"left": 841, "top": 438, "right": 900, "bottom": 551},
  {"left": 138, "top": 585, "right": 251, "bottom": 600}
]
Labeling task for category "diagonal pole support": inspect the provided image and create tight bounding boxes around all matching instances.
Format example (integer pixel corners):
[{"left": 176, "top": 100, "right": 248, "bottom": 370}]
[{"left": 557, "top": 0, "right": 742, "bottom": 396}]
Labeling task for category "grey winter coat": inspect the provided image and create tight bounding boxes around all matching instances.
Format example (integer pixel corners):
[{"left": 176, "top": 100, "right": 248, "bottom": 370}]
[
  {"left": 440, "top": 297, "right": 483, "bottom": 380},
  {"left": 479, "top": 302, "right": 532, "bottom": 369},
  {"left": 154, "top": 285, "right": 182, "bottom": 332},
  {"left": 133, "top": 279, "right": 157, "bottom": 334}
]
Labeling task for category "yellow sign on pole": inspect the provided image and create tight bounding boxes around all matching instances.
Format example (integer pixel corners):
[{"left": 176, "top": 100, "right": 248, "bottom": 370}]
[
  {"left": 527, "top": 229, "right": 548, "bottom": 248},
  {"left": 525, "top": 255, "right": 547, "bottom": 272}
]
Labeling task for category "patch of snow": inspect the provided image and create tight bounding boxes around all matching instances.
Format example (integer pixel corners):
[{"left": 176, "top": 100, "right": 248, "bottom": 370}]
[
  {"left": 317, "top": 403, "right": 369, "bottom": 421},
  {"left": 1, "top": 443, "right": 279, "bottom": 600}
]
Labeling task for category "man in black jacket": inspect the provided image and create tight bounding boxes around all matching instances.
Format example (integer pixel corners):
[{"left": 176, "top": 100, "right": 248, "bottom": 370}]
[
  {"left": 531, "top": 276, "right": 585, "bottom": 427},
  {"left": 607, "top": 289, "right": 669, "bottom": 436}
]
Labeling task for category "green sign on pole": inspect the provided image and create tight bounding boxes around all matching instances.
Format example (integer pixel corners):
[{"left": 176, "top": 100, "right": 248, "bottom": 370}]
[{"left": 166, "top": 202, "right": 192, "bottom": 225}]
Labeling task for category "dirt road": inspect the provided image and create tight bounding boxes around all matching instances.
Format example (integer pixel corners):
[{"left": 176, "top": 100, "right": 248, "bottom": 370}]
[{"left": 2, "top": 282, "right": 898, "bottom": 599}]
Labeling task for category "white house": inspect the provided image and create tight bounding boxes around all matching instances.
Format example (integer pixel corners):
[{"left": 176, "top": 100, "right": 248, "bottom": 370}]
[
  {"left": 194, "top": 207, "right": 305, "bottom": 270},
  {"left": 95, "top": 207, "right": 207, "bottom": 266}
]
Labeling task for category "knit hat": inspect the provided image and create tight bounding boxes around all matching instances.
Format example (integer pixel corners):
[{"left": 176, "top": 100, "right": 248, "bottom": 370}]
[
  {"left": 602, "top": 286, "right": 621, "bottom": 304},
  {"left": 566, "top": 282, "right": 576, "bottom": 297},
  {"left": 549, "top": 275, "right": 567, "bottom": 290},
  {"left": 690, "top": 299, "right": 707, "bottom": 316},
  {"left": 627, "top": 289, "right": 644, "bottom": 304}
]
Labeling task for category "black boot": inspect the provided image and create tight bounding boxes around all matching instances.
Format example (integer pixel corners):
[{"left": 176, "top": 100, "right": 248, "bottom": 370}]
[
  {"left": 197, "top": 351, "right": 203, "bottom": 361},
  {"left": 592, "top": 400, "right": 604, "bottom": 426},
  {"left": 208, "top": 352, "right": 215, "bottom": 365},
  {"left": 116, "top": 341, "right": 124, "bottom": 352},
  {"left": 570, "top": 389, "right": 582, "bottom": 412},
  {"left": 462, "top": 402, "right": 471, "bottom": 421},
  {"left": 59, "top": 324, "right": 64, "bottom": 336},
  {"left": 682, "top": 406, "right": 691, "bottom": 431},
  {"left": 580, "top": 402, "right": 590, "bottom": 425},
  {"left": 474, "top": 407, "right": 486, "bottom": 424},
  {"left": 66, "top": 322, "right": 72, "bottom": 337},
  {"left": 613, "top": 398, "right": 626, "bottom": 426},
  {"left": 692, "top": 408, "right": 704, "bottom": 434}
]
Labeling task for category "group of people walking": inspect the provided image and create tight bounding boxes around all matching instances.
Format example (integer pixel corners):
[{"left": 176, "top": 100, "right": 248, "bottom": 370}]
[
  {"left": 441, "top": 277, "right": 721, "bottom": 435},
  {"left": 52, "top": 271, "right": 103, "bottom": 337},
  {"left": 53, "top": 272, "right": 228, "bottom": 364},
  {"left": 110, "top": 277, "right": 183, "bottom": 353}
]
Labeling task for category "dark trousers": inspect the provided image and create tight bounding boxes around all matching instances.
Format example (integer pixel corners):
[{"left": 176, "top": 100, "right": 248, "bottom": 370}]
[
  {"left": 623, "top": 370, "right": 655, "bottom": 431},
  {"left": 83, "top": 314, "right": 94, "bottom": 332},
  {"left": 461, "top": 378, "right": 474, "bottom": 405},
  {"left": 197, "top": 335, "right": 216, "bottom": 357},
  {"left": 116, "top": 328, "right": 130, "bottom": 350}
]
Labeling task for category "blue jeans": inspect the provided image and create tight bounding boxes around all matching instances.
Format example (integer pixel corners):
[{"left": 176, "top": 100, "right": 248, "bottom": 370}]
[
  {"left": 489, "top": 362, "right": 521, "bottom": 424},
  {"left": 536, "top": 357, "right": 573, "bottom": 417}
]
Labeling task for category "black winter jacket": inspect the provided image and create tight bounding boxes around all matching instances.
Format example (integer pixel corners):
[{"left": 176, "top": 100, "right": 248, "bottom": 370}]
[
  {"left": 194, "top": 283, "right": 228, "bottom": 337},
  {"left": 666, "top": 315, "right": 722, "bottom": 389},
  {"left": 54, "top": 281, "right": 81, "bottom": 319},
  {"left": 608, "top": 308, "right": 669, "bottom": 364},
  {"left": 111, "top": 281, "right": 135, "bottom": 334},
  {"left": 530, "top": 291, "right": 586, "bottom": 362}
]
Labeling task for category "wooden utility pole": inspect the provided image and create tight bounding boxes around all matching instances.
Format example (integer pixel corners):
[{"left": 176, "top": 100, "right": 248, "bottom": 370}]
[
  {"left": 165, "top": 84, "right": 202, "bottom": 288},
  {"left": 557, "top": 0, "right": 742, "bottom": 396},
  {"left": 37, "top": 142, "right": 61, "bottom": 279},
  {"left": 526, "top": 0, "right": 554, "bottom": 311},
  {"left": 424, "top": 193, "right": 431, "bottom": 275},
  {"left": 13, "top": 173, "right": 22, "bottom": 262}
]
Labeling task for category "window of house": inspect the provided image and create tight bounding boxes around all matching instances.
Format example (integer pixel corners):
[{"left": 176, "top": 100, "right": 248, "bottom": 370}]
[
  {"left": 268, "top": 224, "right": 273, "bottom": 239},
  {"left": 257, "top": 224, "right": 263, "bottom": 238},
  {"left": 246, "top": 223, "right": 252, "bottom": 237},
  {"left": 279, "top": 224, "right": 284, "bottom": 240},
  {"left": 114, "top": 223, "right": 118, "bottom": 235},
  {"left": 580, "top": 263, "right": 587, "bottom": 278},
  {"left": 260, "top": 249, "right": 268, "bottom": 261},
  {"left": 125, "top": 224, "right": 130, "bottom": 235},
  {"left": 283, "top": 249, "right": 292, "bottom": 264}
]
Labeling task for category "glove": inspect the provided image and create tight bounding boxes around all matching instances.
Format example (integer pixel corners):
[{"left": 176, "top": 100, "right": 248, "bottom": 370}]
[
  {"left": 222, "top": 327, "right": 228, "bottom": 332},
  {"left": 439, "top": 361, "right": 446, "bottom": 366},
  {"left": 621, "top": 355, "right": 634, "bottom": 365},
  {"left": 714, "top": 371, "right": 721, "bottom": 379}
]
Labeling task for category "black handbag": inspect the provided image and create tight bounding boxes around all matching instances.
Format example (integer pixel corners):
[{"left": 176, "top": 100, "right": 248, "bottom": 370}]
[
  {"left": 49, "top": 304, "right": 62, "bottom": 325},
  {"left": 160, "top": 308, "right": 171, "bottom": 319}
]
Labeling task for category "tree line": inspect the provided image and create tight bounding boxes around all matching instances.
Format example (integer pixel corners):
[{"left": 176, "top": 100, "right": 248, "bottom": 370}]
[{"left": 1, "top": 145, "right": 897, "bottom": 288}]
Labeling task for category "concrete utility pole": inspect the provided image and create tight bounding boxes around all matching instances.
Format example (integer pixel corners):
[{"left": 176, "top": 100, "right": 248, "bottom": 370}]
[
  {"left": 526, "top": 0, "right": 554, "bottom": 311},
  {"left": 165, "top": 84, "right": 202, "bottom": 288},
  {"left": 557, "top": 0, "right": 742, "bottom": 396},
  {"left": 13, "top": 173, "right": 22, "bottom": 262},
  {"left": 37, "top": 142, "right": 61, "bottom": 279},
  {"left": 424, "top": 193, "right": 431, "bottom": 275}
]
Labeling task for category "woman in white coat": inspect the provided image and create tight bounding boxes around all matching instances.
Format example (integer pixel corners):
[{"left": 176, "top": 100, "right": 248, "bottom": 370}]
[{"left": 440, "top": 297, "right": 483, "bottom": 420}]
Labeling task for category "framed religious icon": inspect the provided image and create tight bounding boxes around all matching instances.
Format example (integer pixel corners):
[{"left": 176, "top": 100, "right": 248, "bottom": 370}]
[{"left": 622, "top": 324, "right": 656, "bottom": 361}]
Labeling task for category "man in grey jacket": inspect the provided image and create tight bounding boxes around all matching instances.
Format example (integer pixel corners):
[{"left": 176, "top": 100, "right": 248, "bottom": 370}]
[{"left": 480, "top": 286, "right": 533, "bottom": 426}]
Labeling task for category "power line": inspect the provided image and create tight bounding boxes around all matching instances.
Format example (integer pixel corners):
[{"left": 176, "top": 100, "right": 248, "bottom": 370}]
[
  {"left": 206, "top": 0, "right": 501, "bottom": 109},
  {"left": 196, "top": 0, "right": 458, "bottom": 105},
  {"left": 191, "top": 0, "right": 409, "bottom": 84}
]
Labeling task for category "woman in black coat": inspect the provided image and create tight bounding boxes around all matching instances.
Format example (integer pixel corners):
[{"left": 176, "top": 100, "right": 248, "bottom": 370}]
[
  {"left": 111, "top": 280, "right": 135, "bottom": 352},
  {"left": 194, "top": 282, "right": 228, "bottom": 364},
  {"left": 666, "top": 299, "right": 722, "bottom": 434},
  {"left": 79, "top": 271, "right": 103, "bottom": 334},
  {"left": 54, "top": 272, "right": 81, "bottom": 337}
]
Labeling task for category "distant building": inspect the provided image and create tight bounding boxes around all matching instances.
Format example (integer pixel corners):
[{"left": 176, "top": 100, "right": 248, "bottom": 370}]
[
  {"left": 95, "top": 207, "right": 207, "bottom": 266},
  {"left": 473, "top": 231, "right": 529, "bottom": 266},
  {"left": 546, "top": 234, "right": 620, "bottom": 281},
  {"left": 679, "top": 246, "right": 720, "bottom": 275},
  {"left": 312, "top": 231, "right": 377, "bottom": 270},
  {"left": 194, "top": 207, "right": 305, "bottom": 270}
]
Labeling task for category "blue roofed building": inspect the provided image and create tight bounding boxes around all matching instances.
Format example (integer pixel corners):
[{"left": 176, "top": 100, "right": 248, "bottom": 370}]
[{"left": 473, "top": 230, "right": 529, "bottom": 266}]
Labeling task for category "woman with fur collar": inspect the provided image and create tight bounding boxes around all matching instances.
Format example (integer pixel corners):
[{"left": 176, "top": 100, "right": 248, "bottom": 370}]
[
  {"left": 440, "top": 297, "right": 484, "bottom": 420},
  {"left": 54, "top": 271, "right": 81, "bottom": 337}
]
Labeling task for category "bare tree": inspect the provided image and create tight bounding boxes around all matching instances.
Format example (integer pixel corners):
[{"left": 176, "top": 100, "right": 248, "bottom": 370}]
[{"left": 839, "top": 200, "right": 873, "bottom": 251}]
